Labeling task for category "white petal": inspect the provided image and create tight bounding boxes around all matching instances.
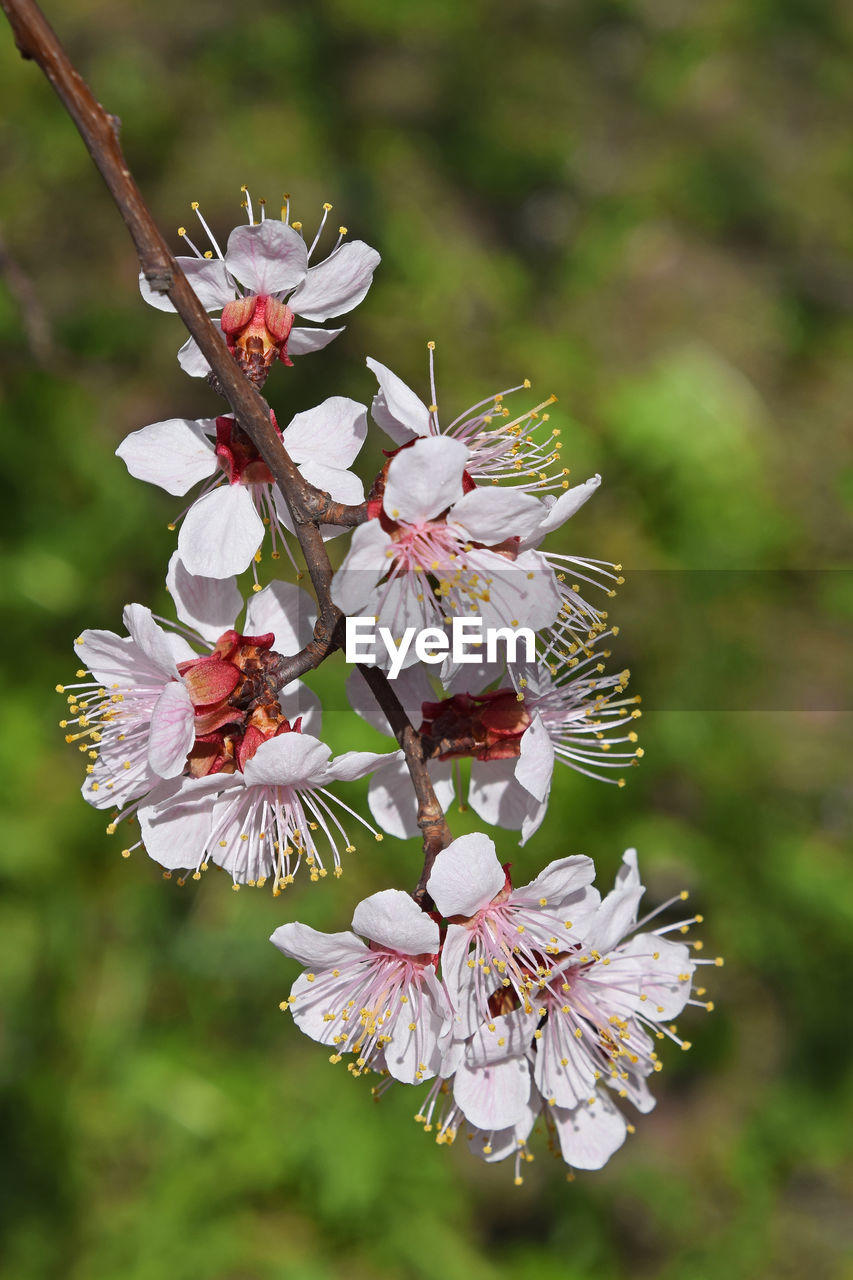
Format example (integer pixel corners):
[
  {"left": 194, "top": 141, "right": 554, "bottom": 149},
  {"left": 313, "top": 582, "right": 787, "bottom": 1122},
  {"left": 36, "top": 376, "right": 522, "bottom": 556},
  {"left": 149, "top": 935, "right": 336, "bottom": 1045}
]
[
  {"left": 138, "top": 775, "right": 225, "bottom": 870},
  {"left": 368, "top": 757, "right": 453, "bottom": 840},
  {"left": 589, "top": 848, "right": 645, "bottom": 954},
  {"left": 323, "top": 748, "right": 399, "bottom": 783},
  {"left": 289, "top": 240, "right": 380, "bottom": 321},
  {"left": 330, "top": 520, "right": 390, "bottom": 615},
  {"left": 518, "top": 855, "right": 597, "bottom": 912},
  {"left": 139, "top": 257, "right": 232, "bottom": 312},
  {"left": 519, "top": 796, "right": 548, "bottom": 846},
  {"left": 297, "top": 461, "right": 365, "bottom": 540},
  {"left": 165, "top": 552, "right": 242, "bottom": 644},
  {"left": 514, "top": 713, "right": 554, "bottom": 804},
  {"left": 382, "top": 979, "right": 447, "bottom": 1084},
  {"left": 283, "top": 396, "right": 367, "bottom": 468},
  {"left": 454, "top": 1055, "right": 532, "bottom": 1132},
  {"left": 279, "top": 680, "right": 322, "bottom": 735},
  {"left": 530, "top": 475, "right": 601, "bottom": 542},
  {"left": 270, "top": 921, "right": 367, "bottom": 968},
  {"left": 116, "top": 418, "right": 217, "bottom": 496},
  {"left": 147, "top": 681, "right": 195, "bottom": 777},
  {"left": 617, "top": 933, "right": 694, "bottom": 1019},
  {"left": 241, "top": 732, "right": 332, "bottom": 788},
  {"left": 176, "top": 322, "right": 225, "bottom": 377},
  {"left": 467, "top": 759, "right": 537, "bottom": 831},
  {"left": 286, "top": 325, "right": 344, "bottom": 355},
  {"left": 552, "top": 1093, "right": 627, "bottom": 1171},
  {"left": 466, "top": 1010, "right": 539, "bottom": 1066},
  {"left": 366, "top": 357, "right": 431, "bottom": 443},
  {"left": 346, "top": 664, "right": 433, "bottom": 736},
  {"left": 447, "top": 488, "right": 546, "bottom": 545},
  {"left": 122, "top": 604, "right": 180, "bottom": 677},
  {"left": 351, "top": 888, "right": 439, "bottom": 955},
  {"left": 383, "top": 436, "right": 468, "bottom": 524},
  {"left": 178, "top": 485, "right": 265, "bottom": 579},
  {"left": 75, "top": 628, "right": 151, "bottom": 689},
  {"left": 244, "top": 580, "right": 316, "bottom": 654},
  {"left": 224, "top": 221, "right": 308, "bottom": 295},
  {"left": 427, "top": 832, "right": 504, "bottom": 919}
]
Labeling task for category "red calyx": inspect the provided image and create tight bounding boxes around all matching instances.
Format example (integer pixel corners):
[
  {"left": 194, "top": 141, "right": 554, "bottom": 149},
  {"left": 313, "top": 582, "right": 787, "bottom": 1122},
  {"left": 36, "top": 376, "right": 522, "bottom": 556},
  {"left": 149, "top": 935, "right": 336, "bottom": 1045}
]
[
  {"left": 221, "top": 294, "right": 295, "bottom": 384},
  {"left": 420, "top": 689, "right": 531, "bottom": 761},
  {"left": 214, "top": 415, "right": 281, "bottom": 486}
]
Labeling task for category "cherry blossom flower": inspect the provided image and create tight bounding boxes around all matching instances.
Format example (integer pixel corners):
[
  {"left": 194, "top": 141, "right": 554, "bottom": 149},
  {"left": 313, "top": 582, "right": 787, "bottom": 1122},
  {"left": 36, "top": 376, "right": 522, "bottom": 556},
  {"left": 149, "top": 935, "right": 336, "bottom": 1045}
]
[
  {"left": 271, "top": 888, "right": 452, "bottom": 1080},
  {"left": 426, "top": 832, "right": 599, "bottom": 1039},
  {"left": 116, "top": 397, "right": 367, "bottom": 579},
  {"left": 138, "top": 728, "right": 393, "bottom": 890},
  {"left": 141, "top": 192, "right": 379, "bottom": 381},
  {"left": 331, "top": 435, "right": 564, "bottom": 653},
  {"left": 367, "top": 349, "right": 593, "bottom": 497},
  {"left": 61, "top": 556, "right": 318, "bottom": 834}
]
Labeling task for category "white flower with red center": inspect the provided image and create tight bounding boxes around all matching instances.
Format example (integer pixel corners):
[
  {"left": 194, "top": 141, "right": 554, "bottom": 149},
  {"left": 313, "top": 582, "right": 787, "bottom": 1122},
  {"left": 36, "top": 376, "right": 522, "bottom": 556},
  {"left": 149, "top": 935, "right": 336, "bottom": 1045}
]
[
  {"left": 271, "top": 889, "right": 451, "bottom": 1081},
  {"left": 425, "top": 832, "right": 599, "bottom": 1039},
  {"left": 141, "top": 191, "right": 379, "bottom": 382},
  {"left": 345, "top": 639, "right": 641, "bottom": 844},
  {"left": 331, "top": 435, "right": 564, "bottom": 654},
  {"left": 137, "top": 720, "right": 396, "bottom": 891},
  {"left": 116, "top": 397, "right": 367, "bottom": 579},
  {"left": 367, "top": 350, "right": 599, "bottom": 500},
  {"left": 62, "top": 555, "right": 319, "bottom": 831}
]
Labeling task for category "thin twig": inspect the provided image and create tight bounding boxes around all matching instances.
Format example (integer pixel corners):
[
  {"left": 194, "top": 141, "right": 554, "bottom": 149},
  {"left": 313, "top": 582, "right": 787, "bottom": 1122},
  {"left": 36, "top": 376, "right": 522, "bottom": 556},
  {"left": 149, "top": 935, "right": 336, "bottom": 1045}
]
[{"left": 2, "top": 0, "right": 450, "bottom": 873}]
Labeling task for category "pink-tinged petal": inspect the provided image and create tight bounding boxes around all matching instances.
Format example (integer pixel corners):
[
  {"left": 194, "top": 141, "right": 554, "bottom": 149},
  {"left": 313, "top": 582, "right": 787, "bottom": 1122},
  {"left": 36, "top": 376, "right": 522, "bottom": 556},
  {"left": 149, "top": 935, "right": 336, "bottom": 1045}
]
[
  {"left": 351, "top": 888, "right": 439, "bottom": 955},
  {"left": 165, "top": 552, "right": 241, "bottom": 644},
  {"left": 472, "top": 547, "right": 562, "bottom": 635},
  {"left": 147, "top": 680, "right": 195, "bottom": 777},
  {"left": 383, "top": 436, "right": 468, "bottom": 524},
  {"left": 288, "top": 968, "right": 359, "bottom": 1043},
  {"left": 286, "top": 325, "right": 344, "bottom": 355},
  {"left": 122, "top": 604, "right": 180, "bottom": 677},
  {"left": 279, "top": 680, "right": 322, "bottom": 735},
  {"left": 138, "top": 774, "right": 226, "bottom": 870},
  {"left": 323, "top": 748, "right": 400, "bottom": 783},
  {"left": 241, "top": 732, "right": 332, "bottom": 788},
  {"left": 531, "top": 475, "right": 601, "bottom": 542},
  {"left": 270, "top": 921, "right": 367, "bottom": 968},
  {"left": 447, "top": 488, "right": 546, "bottom": 545},
  {"left": 454, "top": 1054, "right": 533, "bottom": 1132},
  {"left": 552, "top": 1094, "right": 628, "bottom": 1171},
  {"left": 178, "top": 485, "right": 265, "bottom": 579},
  {"left": 514, "top": 713, "right": 554, "bottom": 804},
  {"left": 616, "top": 933, "right": 694, "bottom": 1019},
  {"left": 366, "top": 357, "right": 431, "bottom": 443},
  {"left": 224, "top": 221, "right": 308, "bottom": 295},
  {"left": 427, "top": 832, "right": 504, "bottom": 919},
  {"left": 468, "top": 1011, "right": 539, "bottom": 1066},
  {"left": 116, "top": 418, "right": 217, "bottom": 496},
  {"left": 176, "top": 322, "right": 225, "bottom": 377},
  {"left": 330, "top": 520, "right": 391, "bottom": 615},
  {"left": 589, "top": 848, "right": 645, "bottom": 955},
  {"left": 244, "top": 580, "right": 317, "bottom": 655},
  {"left": 468, "top": 758, "right": 537, "bottom": 830},
  {"left": 283, "top": 396, "right": 367, "bottom": 468},
  {"left": 139, "top": 257, "right": 232, "bottom": 313},
  {"left": 289, "top": 240, "right": 380, "bottom": 321},
  {"left": 368, "top": 757, "right": 453, "bottom": 839}
]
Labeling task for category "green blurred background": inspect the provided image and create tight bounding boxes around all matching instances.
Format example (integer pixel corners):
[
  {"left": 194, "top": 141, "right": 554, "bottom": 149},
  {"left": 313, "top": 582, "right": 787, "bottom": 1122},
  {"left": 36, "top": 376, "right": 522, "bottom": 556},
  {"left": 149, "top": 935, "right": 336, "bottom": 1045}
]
[{"left": 1, "top": 1, "right": 852, "bottom": 1277}]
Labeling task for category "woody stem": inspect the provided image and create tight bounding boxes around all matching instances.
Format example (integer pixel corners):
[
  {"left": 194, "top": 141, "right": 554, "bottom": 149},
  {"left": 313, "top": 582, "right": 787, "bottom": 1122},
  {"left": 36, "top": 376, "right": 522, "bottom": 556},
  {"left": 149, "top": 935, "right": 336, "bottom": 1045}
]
[{"left": 2, "top": 0, "right": 451, "bottom": 874}]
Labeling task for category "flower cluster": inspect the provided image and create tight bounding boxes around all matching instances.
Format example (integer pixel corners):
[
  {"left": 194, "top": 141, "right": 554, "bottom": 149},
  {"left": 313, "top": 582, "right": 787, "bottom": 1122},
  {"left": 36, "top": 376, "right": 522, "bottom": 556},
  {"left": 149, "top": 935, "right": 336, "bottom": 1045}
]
[
  {"left": 273, "top": 839, "right": 718, "bottom": 1180},
  {"left": 58, "top": 185, "right": 712, "bottom": 1184}
]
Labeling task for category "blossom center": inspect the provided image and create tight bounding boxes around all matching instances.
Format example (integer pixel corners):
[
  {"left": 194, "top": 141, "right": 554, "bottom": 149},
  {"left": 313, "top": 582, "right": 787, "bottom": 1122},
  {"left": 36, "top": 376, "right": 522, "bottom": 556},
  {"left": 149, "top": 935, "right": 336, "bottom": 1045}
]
[
  {"left": 220, "top": 293, "right": 295, "bottom": 384},
  {"left": 420, "top": 690, "right": 531, "bottom": 760}
]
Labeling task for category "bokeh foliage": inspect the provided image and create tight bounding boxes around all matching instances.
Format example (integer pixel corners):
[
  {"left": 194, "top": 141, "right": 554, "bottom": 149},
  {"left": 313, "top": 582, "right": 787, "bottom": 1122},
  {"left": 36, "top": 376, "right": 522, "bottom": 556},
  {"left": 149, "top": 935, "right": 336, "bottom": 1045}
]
[{"left": 1, "top": 1, "right": 852, "bottom": 1277}]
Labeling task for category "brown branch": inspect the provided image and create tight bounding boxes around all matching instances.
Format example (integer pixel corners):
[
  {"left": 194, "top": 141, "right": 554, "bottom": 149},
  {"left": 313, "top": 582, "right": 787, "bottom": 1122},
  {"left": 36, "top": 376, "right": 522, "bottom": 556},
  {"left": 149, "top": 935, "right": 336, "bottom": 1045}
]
[{"left": 3, "top": 0, "right": 450, "bottom": 875}]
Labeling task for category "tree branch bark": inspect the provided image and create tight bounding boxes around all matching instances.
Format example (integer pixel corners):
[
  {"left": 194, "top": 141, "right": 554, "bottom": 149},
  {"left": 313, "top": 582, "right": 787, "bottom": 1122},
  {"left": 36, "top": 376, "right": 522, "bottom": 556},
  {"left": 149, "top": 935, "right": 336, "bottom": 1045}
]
[{"left": 2, "top": 0, "right": 450, "bottom": 877}]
